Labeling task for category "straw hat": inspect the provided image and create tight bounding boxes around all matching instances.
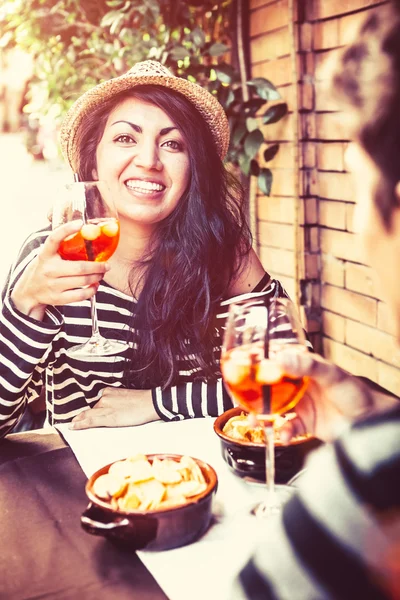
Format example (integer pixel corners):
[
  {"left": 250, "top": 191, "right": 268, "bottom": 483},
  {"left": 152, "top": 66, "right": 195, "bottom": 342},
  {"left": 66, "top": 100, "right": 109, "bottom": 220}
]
[{"left": 60, "top": 60, "right": 230, "bottom": 172}]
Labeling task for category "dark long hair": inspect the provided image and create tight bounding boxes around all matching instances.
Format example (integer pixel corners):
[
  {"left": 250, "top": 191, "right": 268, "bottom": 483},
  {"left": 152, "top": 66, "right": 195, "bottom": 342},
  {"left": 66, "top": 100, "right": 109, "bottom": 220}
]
[
  {"left": 330, "top": 1, "right": 400, "bottom": 229},
  {"left": 76, "top": 85, "right": 252, "bottom": 387}
]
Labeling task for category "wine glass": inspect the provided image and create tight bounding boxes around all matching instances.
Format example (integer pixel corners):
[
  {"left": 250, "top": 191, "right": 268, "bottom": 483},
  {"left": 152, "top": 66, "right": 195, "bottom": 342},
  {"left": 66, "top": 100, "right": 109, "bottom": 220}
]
[
  {"left": 221, "top": 296, "right": 309, "bottom": 518},
  {"left": 52, "top": 181, "right": 128, "bottom": 357}
]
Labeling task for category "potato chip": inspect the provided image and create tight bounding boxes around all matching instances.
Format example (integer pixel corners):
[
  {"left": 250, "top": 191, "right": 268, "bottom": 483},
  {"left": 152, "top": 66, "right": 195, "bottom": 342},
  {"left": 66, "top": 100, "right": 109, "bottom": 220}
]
[
  {"left": 180, "top": 456, "right": 206, "bottom": 484},
  {"left": 136, "top": 479, "right": 166, "bottom": 510},
  {"left": 118, "top": 491, "right": 141, "bottom": 511},
  {"left": 92, "top": 474, "right": 112, "bottom": 500},
  {"left": 152, "top": 458, "right": 182, "bottom": 484}
]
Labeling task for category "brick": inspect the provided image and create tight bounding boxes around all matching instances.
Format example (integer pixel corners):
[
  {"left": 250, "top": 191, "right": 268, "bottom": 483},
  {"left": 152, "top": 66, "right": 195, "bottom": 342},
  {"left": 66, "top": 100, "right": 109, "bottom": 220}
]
[
  {"left": 269, "top": 168, "right": 296, "bottom": 196},
  {"left": 321, "top": 284, "right": 377, "bottom": 327},
  {"left": 377, "top": 362, "right": 400, "bottom": 397},
  {"left": 252, "top": 57, "right": 292, "bottom": 86},
  {"left": 299, "top": 23, "right": 313, "bottom": 52},
  {"left": 346, "top": 203, "right": 356, "bottom": 233},
  {"left": 345, "top": 319, "right": 400, "bottom": 368},
  {"left": 316, "top": 113, "right": 348, "bottom": 141},
  {"left": 302, "top": 197, "right": 318, "bottom": 224},
  {"left": 313, "top": 19, "right": 339, "bottom": 51},
  {"left": 315, "top": 48, "right": 342, "bottom": 82},
  {"left": 301, "top": 142, "right": 316, "bottom": 169},
  {"left": 250, "top": 0, "right": 289, "bottom": 37},
  {"left": 259, "top": 222, "right": 295, "bottom": 250},
  {"left": 320, "top": 229, "right": 364, "bottom": 263},
  {"left": 314, "top": 0, "right": 381, "bottom": 20},
  {"left": 257, "top": 195, "right": 295, "bottom": 223},
  {"left": 323, "top": 337, "right": 378, "bottom": 380},
  {"left": 259, "top": 246, "right": 296, "bottom": 277},
  {"left": 345, "top": 263, "right": 384, "bottom": 300},
  {"left": 262, "top": 112, "right": 295, "bottom": 142},
  {"left": 317, "top": 142, "right": 347, "bottom": 171},
  {"left": 300, "top": 113, "right": 316, "bottom": 141},
  {"left": 305, "top": 253, "right": 320, "bottom": 279},
  {"left": 321, "top": 254, "right": 345, "bottom": 287},
  {"left": 319, "top": 200, "right": 346, "bottom": 230},
  {"left": 251, "top": 28, "right": 291, "bottom": 62},
  {"left": 377, "top": 302, "right": 394, "bottom": 335},
  {"left": 339, "top": 10, "right": 371, "bottom": 45},
  {"left": 322, "top": 309, "right": 345, "bottom": 343},
  {"left": 318, "top": 171, "right": 354, "bottom": 201},
  {"left": 315, "top": 81, "right": 340, "bottom": 112},
  {"left": 305, "top": 226, "right": 319, "bottom": 253},
  {"left": 301, "top": 82, "right": 314, "bottom": 112}
]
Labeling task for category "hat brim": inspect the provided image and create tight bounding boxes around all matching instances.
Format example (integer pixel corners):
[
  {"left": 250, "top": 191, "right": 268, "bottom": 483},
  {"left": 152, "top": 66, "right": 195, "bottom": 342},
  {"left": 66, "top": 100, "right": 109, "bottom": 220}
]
[{"left": 60, "top": 72, "right": 230, "bottom": 171}]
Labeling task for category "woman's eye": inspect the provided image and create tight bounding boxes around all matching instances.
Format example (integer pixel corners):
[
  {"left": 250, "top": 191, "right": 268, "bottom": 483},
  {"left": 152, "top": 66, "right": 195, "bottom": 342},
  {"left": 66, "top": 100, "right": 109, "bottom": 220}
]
[
  {"left": 115, "top": 134, "right": 135, "bottom": 144},
  {"left": 162, "top": 140, "right": 183, "bottom": 151}
]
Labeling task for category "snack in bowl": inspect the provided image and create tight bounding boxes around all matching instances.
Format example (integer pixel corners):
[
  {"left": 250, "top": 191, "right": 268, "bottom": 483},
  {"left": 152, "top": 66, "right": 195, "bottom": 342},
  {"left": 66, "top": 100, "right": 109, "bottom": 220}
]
[
  {"left": 92, "top": 454, "right": 208, "bottom": 511},
  {"left": 222, "top": 412, "right": 312, "bottom": 445},
  {"left": 214, "top": 407, "right": 321, "bottom": 482},
  {"left": 82, "top": 453, "right": 218, "bottom": 551}
]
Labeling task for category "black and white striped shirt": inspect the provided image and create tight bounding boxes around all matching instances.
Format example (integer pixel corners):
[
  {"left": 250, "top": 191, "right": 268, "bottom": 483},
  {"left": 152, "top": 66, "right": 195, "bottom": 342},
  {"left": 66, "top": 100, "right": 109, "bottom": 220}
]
[
  {"left": 233, "top": 406, "right": 400, "bottom": 600},
  {"left": 0, "top": 227, "right": 288, "bottom": 438}
]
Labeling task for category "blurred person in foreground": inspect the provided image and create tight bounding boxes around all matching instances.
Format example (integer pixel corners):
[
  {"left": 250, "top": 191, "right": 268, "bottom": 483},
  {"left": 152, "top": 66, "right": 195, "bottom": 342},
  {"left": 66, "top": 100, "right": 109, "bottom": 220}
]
[{"left": 232, "top": 3, "right": 400, "bottom": 599}]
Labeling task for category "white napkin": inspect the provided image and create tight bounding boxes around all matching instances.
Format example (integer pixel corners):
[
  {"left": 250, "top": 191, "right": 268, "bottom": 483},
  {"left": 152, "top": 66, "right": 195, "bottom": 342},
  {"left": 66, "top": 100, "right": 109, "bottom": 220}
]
[{"left": 56, "top": 418, "right": 269, "bottom": 600}]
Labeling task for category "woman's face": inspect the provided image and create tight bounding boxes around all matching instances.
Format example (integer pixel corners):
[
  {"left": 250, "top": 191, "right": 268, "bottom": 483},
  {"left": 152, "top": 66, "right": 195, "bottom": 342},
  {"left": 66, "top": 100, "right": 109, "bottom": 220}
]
[
  {"left": 346, "top": 142, "right": 400, "bottom": 336},
  {"left": 94, "top": 97, "right": 190, "bottom": 233}
]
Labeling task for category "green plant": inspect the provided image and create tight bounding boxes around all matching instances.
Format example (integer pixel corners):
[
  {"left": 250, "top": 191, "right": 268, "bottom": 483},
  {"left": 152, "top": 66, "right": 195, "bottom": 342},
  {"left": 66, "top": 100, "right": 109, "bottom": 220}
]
[{"left": 0, "top": 0, "right": 287, "bottom": 195}]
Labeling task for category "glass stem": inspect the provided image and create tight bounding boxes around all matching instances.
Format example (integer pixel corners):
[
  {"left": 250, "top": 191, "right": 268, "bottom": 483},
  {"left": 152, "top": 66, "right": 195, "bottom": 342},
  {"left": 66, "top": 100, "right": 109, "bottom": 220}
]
[
  {"left": 264, "top": 422, "right": 275, "bottom": 505},
  {"left": 90, "top": 296, "right": 101, "bottom": 339}
]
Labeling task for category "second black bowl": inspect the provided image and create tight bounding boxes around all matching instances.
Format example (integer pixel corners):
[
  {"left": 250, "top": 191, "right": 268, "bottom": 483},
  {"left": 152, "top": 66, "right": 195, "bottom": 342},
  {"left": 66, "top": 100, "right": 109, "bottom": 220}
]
[{"left": 214, "top": 407, "right": 321, "bottom": 483}]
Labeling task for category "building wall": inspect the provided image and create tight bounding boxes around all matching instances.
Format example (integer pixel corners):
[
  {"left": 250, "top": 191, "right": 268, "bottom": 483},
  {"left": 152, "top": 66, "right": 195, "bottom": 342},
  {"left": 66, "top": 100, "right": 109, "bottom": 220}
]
[{"left": 249, "top": 0, "right": 400, "bottom": 395}]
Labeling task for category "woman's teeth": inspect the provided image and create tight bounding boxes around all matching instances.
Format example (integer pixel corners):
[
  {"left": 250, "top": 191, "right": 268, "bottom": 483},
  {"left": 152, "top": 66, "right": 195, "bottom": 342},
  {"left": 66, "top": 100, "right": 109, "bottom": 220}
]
[{"left": 126, "top": 180, "right": 165, "bottom": 193}]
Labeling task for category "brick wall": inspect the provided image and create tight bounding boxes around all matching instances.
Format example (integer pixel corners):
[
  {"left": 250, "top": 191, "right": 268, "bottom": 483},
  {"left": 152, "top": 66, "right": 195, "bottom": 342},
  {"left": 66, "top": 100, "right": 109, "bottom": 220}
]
[{"left": 249, "top": 0, "right": 400, "bottom": 395}]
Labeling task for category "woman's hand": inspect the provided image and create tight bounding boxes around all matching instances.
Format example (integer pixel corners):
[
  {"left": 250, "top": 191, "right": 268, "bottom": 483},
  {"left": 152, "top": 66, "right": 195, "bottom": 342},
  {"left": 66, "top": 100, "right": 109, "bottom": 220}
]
[
  {"left": 261, "top": 351, "right": 398, "bottom": 443},
  {"left": 11, "top": 221, "right": 109, "bottom": 321},
  {"left": 69, "top": 388, "right": 161, "bottom": 429}
]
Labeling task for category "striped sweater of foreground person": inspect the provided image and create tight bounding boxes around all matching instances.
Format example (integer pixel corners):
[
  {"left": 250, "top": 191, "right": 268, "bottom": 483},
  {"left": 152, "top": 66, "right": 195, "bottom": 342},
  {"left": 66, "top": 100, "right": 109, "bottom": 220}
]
[
  {"left": 232, "top": 405, "right": 400, "bottom": 600},
  {"left": 0, "top": 227, "right": 294, "bottom": 438}
]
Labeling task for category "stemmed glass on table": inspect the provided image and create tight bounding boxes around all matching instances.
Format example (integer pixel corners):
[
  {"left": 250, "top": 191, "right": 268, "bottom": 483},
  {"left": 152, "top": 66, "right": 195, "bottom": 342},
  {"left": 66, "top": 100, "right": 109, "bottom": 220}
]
[
  {"left": 52, "top": 180, "right": 128, "bottom": 357},
  {"left": 221, "top": 296, "right": 309, "bottom": 518}
]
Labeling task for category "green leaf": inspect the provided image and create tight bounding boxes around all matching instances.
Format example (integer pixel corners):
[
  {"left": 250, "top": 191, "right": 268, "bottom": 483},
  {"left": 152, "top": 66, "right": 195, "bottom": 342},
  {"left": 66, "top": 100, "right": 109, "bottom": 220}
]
[
  {"left": 170, "top": 46, "right": 190, "bottom": 60},
  {"left": 101, "top": 10, "right": 123, "bottom": 28},
  {"left": 232, "top": 122, "right": 247, "bottom": 146},
  {"left": 247, "top": 77, "right": 281, "bottom": 101},
  {"left": 208, "top": 42, "right": 229, "bottom": 57},
  {"left": 239, "top": 153, "right": 251, "bottom": 176},
  {"left": 246, "top": 117, "right": 258, "bottom": 132},
  {"left": 214, "top": 63, "right": 235, "bottom": 84},
  {"left": 244, "top": 129, "right": 264, "bottom": 159},
  {"left": 262, "top": 103, "right": 288, "bottom": 125},
  {"left": 191, "top": 27, "right": 205, "bottom": 48},
  {"left": 258, "top": 168, "right": 273, "bottom": 196},
  {"left": 263, "top": 144, "right": 279, "bottom": 162}
]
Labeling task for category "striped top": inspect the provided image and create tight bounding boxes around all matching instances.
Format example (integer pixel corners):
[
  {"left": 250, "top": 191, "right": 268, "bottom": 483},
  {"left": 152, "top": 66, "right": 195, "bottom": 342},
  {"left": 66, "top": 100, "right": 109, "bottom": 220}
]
[
  {"left": 0, "top": 227, "right": 289, "bottom": 438},
  {"left": 232, "top": 406, "right": 400, "bottom": 600}
]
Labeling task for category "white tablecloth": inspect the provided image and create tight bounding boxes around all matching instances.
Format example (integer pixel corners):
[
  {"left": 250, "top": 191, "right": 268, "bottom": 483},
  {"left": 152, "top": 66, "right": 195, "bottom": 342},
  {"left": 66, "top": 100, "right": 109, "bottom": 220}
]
[{"left": 56, "top": 418, "right": 272, "bottom": 600}]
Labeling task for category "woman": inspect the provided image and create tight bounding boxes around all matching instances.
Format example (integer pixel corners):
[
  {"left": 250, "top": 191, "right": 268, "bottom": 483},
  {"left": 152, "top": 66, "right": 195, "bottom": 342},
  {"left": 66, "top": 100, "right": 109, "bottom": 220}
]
[{"left": 0, "top": 60, "right": 287, "bottom": 437}]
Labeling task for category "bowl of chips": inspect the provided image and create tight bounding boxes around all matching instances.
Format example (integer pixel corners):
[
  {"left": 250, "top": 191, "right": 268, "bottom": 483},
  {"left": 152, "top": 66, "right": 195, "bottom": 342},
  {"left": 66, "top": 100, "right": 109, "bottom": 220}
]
[
  {"left": 214, "top": 407, "right": 320, "bottom": 482},
  {"left": 81, "top": 453, "right": 217, "bottom": 551}
]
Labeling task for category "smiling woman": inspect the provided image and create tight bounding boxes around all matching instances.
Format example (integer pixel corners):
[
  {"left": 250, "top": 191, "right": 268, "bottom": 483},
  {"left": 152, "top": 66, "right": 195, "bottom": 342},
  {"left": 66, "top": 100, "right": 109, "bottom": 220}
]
[{"left": 0, "top": 60, "right": 292, "bottom": 435}]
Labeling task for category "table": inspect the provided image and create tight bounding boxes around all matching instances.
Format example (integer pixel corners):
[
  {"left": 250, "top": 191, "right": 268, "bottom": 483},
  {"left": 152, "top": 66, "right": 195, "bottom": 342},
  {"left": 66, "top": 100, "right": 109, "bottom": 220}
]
[{"left": 0, "top": 429, "right": 168, "bottom": 600}]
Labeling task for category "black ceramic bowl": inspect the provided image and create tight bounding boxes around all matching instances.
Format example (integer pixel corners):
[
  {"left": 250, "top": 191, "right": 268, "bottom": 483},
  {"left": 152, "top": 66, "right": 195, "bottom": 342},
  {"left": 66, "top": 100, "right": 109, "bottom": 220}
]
[
  {"left": 81, "top": 453, "right": 218, "bottom": 551},
  {"left": 214, "top": 407, "right": 321, "bottom": 483}
]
